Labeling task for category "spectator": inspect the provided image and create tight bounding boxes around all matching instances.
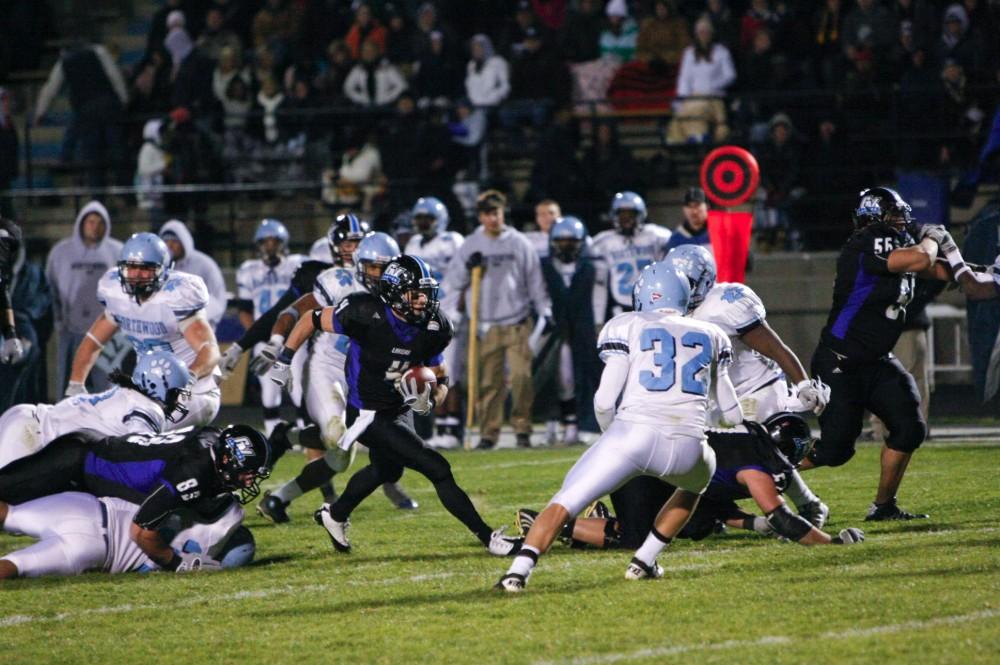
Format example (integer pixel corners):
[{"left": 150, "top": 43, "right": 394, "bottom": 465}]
[
  {"left": 314, "top": 40, "right": 354, "bottom": 105},
  {"left": 665, "top": 17, "right": 736, "bottom": 144},
  {"left": 0, "top": 243, "right": 53, "bottom": 411},
  {"left": 129, "top": 49, "right": 173, "bottom": 116},
  {"left": 799, "top": 113, "right": 857, "bottom": 250},
  {"left": 737, "top": 27, "right": 780, "bottom": 141},
  {"left": 812, "top": 0, "right": 847, "bottom": 86},
  {"left": 739, "top": 0, "right": 781, "bottom": 52},
  {"left": 212, "top": 45, "right": 248, "bottom": 112},
  {"left": 754, "top": 112, "right": 804, "bottom": 250},
  {"left": 448, "top": 98, "right": 487, "bottom": 177},
  {"left": 146, "top": 0, "right": 185, "bottom": 56},
  {"left": 503, "top": 0, "right": 546, "bottom": 58},
  {"left": 533, "top": 0, "right": 569, "bottom": 32},
  {"left": 664, "top": 187, "right": 712, "bottom": 251},
  {"left": 253, "top": 45, "right": 279, "bottom": 88},
  {"left": 45, "top": 201, "right": 122, "bottom": 396},
  {"left": 599, "top": 0, "right": 639, "bottom": 62},
  {"left": 412, "top": 2, "right": 455, "bottom": 62},
  {"left": 136, "top": 119, "right": 170, "bottom": 226},
  {"left": 413, "top": 31, "right": 463, "bottom": 106},
  {"left": 322, "top": 128, "right": 383, "bottom": 211},
  {"left": 525, "top": 199, "right": 562, "bottom": 257},
  {"left": 343, "top": 39, "right": 408, "bottom": 108},
  {"left": 159, "top": 220, "right": 227, "bottom": 328},
  {"left": 842, "top": 0, "right": 897, "bottom": 60},
  {"left": 250, "top": 76, "right": 289, "bottom": 145},
  {"left": 703, "top": 0, "right": 739, "bottom": 53},
  {"left": 170, "top": 44, "right": 219, "bottom": 115},
  {"left": 465, "top": 34, "right": 510, "bottom": 109},
  {"left": 441, "top": 190, "right": 553, "bottom": 450},
  {"left": 384, "top": 3, "right": 417, "bottom": 68},
  {"left": 890, "top": 0, "right": 937, "bottom": 51},
  {"left": 939, "top": 58, "right": 985, "bottom": 169},
  {"left": 218, "top": 75, "right": 255, "bottom": 182},
  {"left": 559, "top": 0, "right": 603, "bottom": 63},
  {"left": 500, "top": 28, "right": 571, "bottom": 131},
  {"left": 579, "top": 121, "right": 639, "bottom": 223},
  {"left": 253, "top": 0, "right": 302, "bottom": 58},
  {"left": 197, "top": 7, "right": 243, "bottom": 62},
  {"left": 635, "top": 0, "right": 689, "bottom": 68},
  {"left": 0, "top": 88, "right": 18, "bottom": 219},
  {"left": 933, "top": 4, "right": 988, "bottom": 80},
  {"left": 345, "top": 3, "right": 387, "bottom": 60},
  {"left": 164, "top": 10, "right": 194, "bottom": 79}
]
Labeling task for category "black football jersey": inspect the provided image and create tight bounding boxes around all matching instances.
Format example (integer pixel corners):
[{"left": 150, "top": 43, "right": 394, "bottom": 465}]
[
  {"left": 702, "top": 424, "right": 794, "bottom": 503},
  {"left": 819, "top": 225, "right": 916, "bottom": 360},
  {"left": 238, "top": 259, "right": 332, "bottom": 348},
  {"left": 332, "top": 292, "right": 453, "bottom": 412}
]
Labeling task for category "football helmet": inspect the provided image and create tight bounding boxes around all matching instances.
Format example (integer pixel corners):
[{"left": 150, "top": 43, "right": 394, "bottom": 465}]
[
  {"left": 380, "top": 255, "right": 440, "bottom": 324},
  {"left": 610, "top": 191, "right": 647, "bottom": 236},
  {"left": 632, "top": 263, "right": 690, "bottom": 313},
  {"left": 354, "top": 232, "right": 401, "bottom": 293},
  {"left": 549, "top": 216, "right": 587, "bottom": 263},
  {"left": 213, "top": 424, "right": 272, "bottom": 505},
  {"left": 254, "top": 219, "right": 289, "bottom": 267},
  {"left": 118, "top": 232, "right": 172, "bottom": 301},
  {"left": 327, "top": 213, "right": 371, "bottom": 267},
  {"left": 411, "top": 196, "right": 449, "bottom": 235},
  {"left": 852, "top": 187, "right": 916, "bottom": 238},
  {"left": 133, "top": 350, "right": 192, "bottom": 423},
  {"left": 763, "top": 412, "right": 815, "bottom": 466},
  {"left": 663, "top": 244, "right": 717, "bottom": 310}
]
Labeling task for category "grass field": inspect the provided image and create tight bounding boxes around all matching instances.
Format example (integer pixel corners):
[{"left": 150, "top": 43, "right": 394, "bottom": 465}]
[{"left": 2, "top": 440, "right": 999, "bottom": 664}]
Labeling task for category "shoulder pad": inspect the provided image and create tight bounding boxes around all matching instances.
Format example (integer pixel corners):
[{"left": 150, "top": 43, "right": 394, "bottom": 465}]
[{"left": 696, "top": 283, "right": 766, "bottom": 336}]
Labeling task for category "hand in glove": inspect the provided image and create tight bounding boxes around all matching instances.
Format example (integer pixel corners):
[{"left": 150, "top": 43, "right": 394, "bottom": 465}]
[
  {"left": 396, "top": 375, "right": 435, "bottom": 415},
  {"left": 174, "top": 551, "right": 223, "bottom": 572},
  {"left": 918, "top": 224, "right": 948, "bottom": 244},
  {"left": 218, "top": 343, "right": 243, "bottom": 379},
  {"left": 831, "top": 527, "right": 865, "bottom": 545},
  {"left": 796, "top": 378, "right": 831, "bottom": 415},
  {"left": 0, "top": 337, "right": 24, "bottom": 364},
  {"left": 250, "top": 335, "right": 285, "bottom": 376},
  {"left": 65, "top": 380, "right": 87, "bottom": 397}
]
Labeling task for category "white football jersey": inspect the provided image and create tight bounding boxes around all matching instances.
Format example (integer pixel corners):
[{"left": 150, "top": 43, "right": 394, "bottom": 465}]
[
  {"left": 312, "top": 265, "right": 366, "bottom": 363},
  {"left": 693, "top": 283, "right": 781, "bottom": 397},
  {"left": 236, "top": 254, "right": 306, "bottom": 319},
  {"left": 103, "top": 497, "right": 245, "bottom": 573},
  {"left": 310, "top": 237, "right": 334, "bottom": 263},
  {"left": 598, "top": 309, "right": 731, "bottom": 432},
  {"left": 404, "top": 231, "right": 464, "bottom": 298},
  {"left": 98, "top": 269, "right": 210, "bottom": 367},
  {"left": 37, "top": 386, "right": 167, "bottom": 443},
  {"left": 592, "top": 224, "right": 672, "bottom": 310}
]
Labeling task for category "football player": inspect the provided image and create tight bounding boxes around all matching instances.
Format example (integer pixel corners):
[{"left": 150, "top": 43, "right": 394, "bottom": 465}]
[
  {"left": 662, "top": 244, "right": 832, "bottom": 525},
  {"left": 0, "top": 350, "right": 191, "bottom": 469},
  {"left": 496, "top": 264, "right": 742, "bottom": 592},
  {"left": 266, "top": 256, "right": 522, "bottom": 556},
  {"left": 0, "top": 424, "right": 271, "bottom": 572},
  {"left": 0, "top": 218, "right": 25, "bottom": 363},
  {"left": 234, "top": 219, "right": 306, "bottom": 436},
  {"left": 403, "top": 197, "right": 465, "bottom": 448},
  {"left": 591, "top": 191, "right": 672, "bottom": 324},
  {"left": 66, "top": 233, "right": 221, "bottom": 428},
  {"left": 0, "top": 491, "right": 255, "bottom": 578}
]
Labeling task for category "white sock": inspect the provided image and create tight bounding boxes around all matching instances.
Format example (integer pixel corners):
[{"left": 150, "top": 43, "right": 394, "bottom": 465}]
[
  {"left": 273, "top": 479, "right": 303, "bottom": 504},
  {"left": 634, "top": 529, "right": 672, "bottom": 567},
  {"left": 784, "top": 470, "right": 819, "bottom": 508},
  {"left": 507, "top": 545, "right": 540, "bottom": 578}
]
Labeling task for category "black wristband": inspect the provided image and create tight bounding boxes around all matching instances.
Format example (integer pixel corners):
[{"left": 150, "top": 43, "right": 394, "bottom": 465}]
[
  {"left": 277, "top": 346, "right": 295, "bottom": 364},
  {"left": 161, "top": 552, "right": 181, "bottom": 571}
]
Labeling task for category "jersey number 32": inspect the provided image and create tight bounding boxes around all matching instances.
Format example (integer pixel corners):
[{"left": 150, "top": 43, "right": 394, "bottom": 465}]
[{"left": 639, "top": 328, "right": 711, "bottom": 395}]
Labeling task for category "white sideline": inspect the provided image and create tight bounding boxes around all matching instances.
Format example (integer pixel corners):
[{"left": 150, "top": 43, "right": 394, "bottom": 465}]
[{"left": 535, "top": 608, "right": 1000, "bottom": 665}]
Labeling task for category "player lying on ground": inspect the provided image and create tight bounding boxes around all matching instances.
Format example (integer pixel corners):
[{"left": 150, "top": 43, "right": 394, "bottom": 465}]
[
  {"left": 0, "top": 350, "right": 191, "bottom": 469},
  {"left": 267, "top": 255, "right": 522, "bottom": 555},
  {"left": 0, "top": 424, "right": 271, "bottom": 572},
  {"left": 496, "top": 264, "right": 743, "bottom": 592},
  {"left": 517, "top": 414, "right": 864, "bottom": 549},
  {"left": 0, "top": 491, "right": 254, "bottom": 579}
]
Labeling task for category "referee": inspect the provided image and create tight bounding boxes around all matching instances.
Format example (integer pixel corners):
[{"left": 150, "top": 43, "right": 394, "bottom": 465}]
[{"left": 799, "top": 187, "right": 957, "bottom": 520}]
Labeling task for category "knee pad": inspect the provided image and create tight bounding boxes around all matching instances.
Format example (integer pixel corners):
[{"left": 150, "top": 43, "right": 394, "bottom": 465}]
[
  {"left": 219, "top": 526, "right": 256, "bottom": 569},
  {"left": 323, "top": 446, "right": 356, "bottom": 473},
  {"left": 886, "top": 419, "right": 926, "bottom": 454},
  {"left": 807, "top": 439, "right": 856, "bottom": 468}
]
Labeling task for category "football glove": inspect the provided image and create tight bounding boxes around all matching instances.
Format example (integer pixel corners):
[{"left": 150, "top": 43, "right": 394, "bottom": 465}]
[
  {"left": 65, "top": 380, "right": 87, "bottom": 397},
  {"left": 918, "top": 224, "right": 948, "bottom": 245},
  {"left": 396, "top": 375, "right": 434, "bottom": 415},
  {"left": 832, "top": 527, "right": 865, "bottom": 545},
  {"left": 937, "top": 231, "right": 959, "bottom": 257},
  {"left": 218, "top": 342, "right": 243, "bottom": 379},
  {"left": 267, "top": 359, "right": 292, "bottom": 387},
  {"left": 0, "top": 337, "right": 24, "bottom": 364},
  {"left": 796, "top": 378, "right": 831, "bottom": 415},
  {"left": 250, "top": 334, "right": 285, "bottom": 376},
  {"left": 175, "top": 551, "right": 222, "bottom": 572}
]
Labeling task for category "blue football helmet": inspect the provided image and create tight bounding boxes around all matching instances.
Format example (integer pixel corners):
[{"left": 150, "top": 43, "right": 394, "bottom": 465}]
[
  {"left": 327, "top": 213, "right": 371, "bottom": 266},
  {"left": 354, "top": 232, "right": 401, "bottom": 292},
  {"left": 610, "top": 191, "right": 647, "bottom": 235},
  {"left": 632, "top": 263, "right": 691, "bottom": 313},
  {"left": 663, "top": 244, "right": 717, "bottom": 311},
  {"left": 852, "top": 187, "right": 915, "bottom": 238},
  {"left": 118, "top": 232, "right": 172, "bottom": 301},
  {"left": 254, "top": 218, "right": 289, "bottom": 267},
  {"left": 132, "top": 350, "right": 192, "bottom": 423},
  {"left": 550, "top": 216, "right": 587, "bottom": 262},
  {"left": 411, "top": 196, "right": 449, "bottom": 234}
]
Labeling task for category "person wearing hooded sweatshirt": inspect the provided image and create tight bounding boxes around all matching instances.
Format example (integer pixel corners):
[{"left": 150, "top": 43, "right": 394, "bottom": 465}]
[
  {"left": 45, "top": 201, "right": 123, "bottom": 396},
  {"left": 465, "top": 34, "right": 510, "bottom": 109},
  {"left": 159, "top": 220, "right": 227, "bottom": 329}
]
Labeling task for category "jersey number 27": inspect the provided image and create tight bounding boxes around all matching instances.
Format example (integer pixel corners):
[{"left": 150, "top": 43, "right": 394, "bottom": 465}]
[{"left": 639, "top": 328, "right": 711, "bottom": 395}]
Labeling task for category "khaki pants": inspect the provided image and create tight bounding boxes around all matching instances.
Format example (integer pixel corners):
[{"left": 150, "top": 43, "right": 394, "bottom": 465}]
[
  {"left": 871, "top": 329, "right": 929, "bottom": 439},
  {"left": 665, "top": 98, "right": 729, "bottom": 145},
  {"left": 478, "top": 320, "right": 534, "bottom": 440}
]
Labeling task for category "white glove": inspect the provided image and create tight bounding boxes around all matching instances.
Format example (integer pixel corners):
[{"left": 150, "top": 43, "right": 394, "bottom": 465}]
[
  {"left": 250, "top": 334, "right": 285, "bottom": 376},
  {"left": 918, "top": 224, "right": 948, "bottom": 244},
  {"left": 750, "top": 516, "right": 776, "bottom": 537},
  {"left": 175, "top": 551, "right": 222, "bottom": 572},
  {"left": 65, "top": 380, "right": 87, "bottom": 397},
  {"left": 832, "top": 527, "right": 865, "bottom": 545},
  {"left": 218, "top": 342, "right": 243, "bottom": 379},
  {"left": 0, "top": 337, "right": 24, "bottom": 364},
  {"left": 936, "top": 230, "right": 959, "bottom": 257},
  {"left": 796, "top": 378, "right": 831, "bottom": 415},
  {"left": 267, "top": 359, "right": 292, "bottom": 387},
  {"left": 396, "top": 375, "right": 434, "bottom": 415}
]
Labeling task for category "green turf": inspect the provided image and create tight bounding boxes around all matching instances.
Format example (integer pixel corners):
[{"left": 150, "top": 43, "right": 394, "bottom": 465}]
[{"left": 2, "top": 442, "right": 999, "bottom": 664}]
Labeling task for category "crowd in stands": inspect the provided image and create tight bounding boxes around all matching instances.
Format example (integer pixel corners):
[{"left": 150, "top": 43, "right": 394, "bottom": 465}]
[{"left": 6, "top": 1, "right": 1000, "bottom": 249}]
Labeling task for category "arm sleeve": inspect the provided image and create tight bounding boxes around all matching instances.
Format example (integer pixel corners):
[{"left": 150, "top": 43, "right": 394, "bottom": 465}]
[
  {"left": 35, "top": 61, "right": 64, "bottom": 120},
  {"left": 711, "top": 334, "right": 743, "bottom": 427},
  {"left": 593, "top": 354, "right": 628, "bottom": 431},
  {"left": 716, "top": 45, "right": 736, "bottom": 90},
  {"left": 133, "top": 482, "right": 182, "bottom": 530}
]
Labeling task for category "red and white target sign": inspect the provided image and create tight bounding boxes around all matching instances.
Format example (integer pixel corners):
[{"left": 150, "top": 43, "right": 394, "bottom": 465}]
[{"left": 699, "top": 146, "right": 760, "bottom": 208}]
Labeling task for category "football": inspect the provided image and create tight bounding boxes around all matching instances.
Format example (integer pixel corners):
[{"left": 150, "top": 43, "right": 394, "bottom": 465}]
[{"left": 402, "top": 365, "right": 437, "bottom": 392}]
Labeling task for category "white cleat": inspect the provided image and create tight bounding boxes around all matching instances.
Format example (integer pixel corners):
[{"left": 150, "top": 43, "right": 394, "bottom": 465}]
[
  {"left": 314, "top": 506, "right": 351, "bottom": 553},
  {"left": 487, "top": 526, "right": 524, "bottom": 556},
  {"left": 544, "top": 420, "right": 559, "bottom": 446},
  {"left": 427, "top": 433, "right": 459, "bottom": 449},
  {"left": 625, "top": 557, "right": 664, "bottom": 580}
]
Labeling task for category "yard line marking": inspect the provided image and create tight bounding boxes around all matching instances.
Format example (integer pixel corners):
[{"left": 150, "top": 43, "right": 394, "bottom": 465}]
[{"left": 536, "top": 608, "right": 1000, "bottom": 665}]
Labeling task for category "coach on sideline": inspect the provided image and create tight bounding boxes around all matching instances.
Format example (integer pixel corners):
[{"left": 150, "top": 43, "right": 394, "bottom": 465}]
[{"left": 442, "top": 190, "right": 553, "bottom": 450}]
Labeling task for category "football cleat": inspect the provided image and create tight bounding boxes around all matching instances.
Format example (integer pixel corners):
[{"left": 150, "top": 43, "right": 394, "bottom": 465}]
[
  {"left": 427, "top": 433, "right": 459, "bottom": 449},
  {"left": 314, "top": 506, "right": 352, "bottom": 552},
  {"left": 584, "top": 500, "right": 612, "bottom": 520},
  {"left": 256, "top": 491, "right": 290, "bottom": 524},
  {"left": 516, "top": 508, "right": 538, "bottom": 536},
  {"left": 493, "top": 573, "right": 527, "bottom": 593},
  {"left": 476, "top": 437, "right": 496, "bottom": 450},
  {"left": 544, "top": 420, "right": 559, "bottom": 446},
  {"left": 382, "top": 482, "right": 419, "bottom": 510},
  {"left": 625, "top": 557, "right": 664, "bottom": 580},
  {"left": 516, "top": 433, "right": 532, "bottom": 448},
  {"left": 798, "top": 500, "right": 830, "bottom": 528},
  {"left": 487, "top": 526, "right": 524, "bottom": 556},
  {"left": 562, "top": 423, "right": 580, "bottom": 446},
  {"left": 864, "top": 500, "right": 929, "bottom": 521}
]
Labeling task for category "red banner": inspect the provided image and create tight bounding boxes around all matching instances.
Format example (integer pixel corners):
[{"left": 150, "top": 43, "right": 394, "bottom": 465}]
[{"left": 707, "top": 210, "right": 753, "bottom": 283}]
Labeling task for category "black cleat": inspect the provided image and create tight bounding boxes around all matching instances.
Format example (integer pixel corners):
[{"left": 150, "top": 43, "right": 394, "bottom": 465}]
[
  {"left": 477, "top": 437, "right": 496, "bottom": 450},
  {"left": 256, "top": 491, "right": 290, "bottom": 523},
  {"left": 493, "top": 572, "right": 527, "bottom": 593},
  {"left": 865, "top": 499, "right": 929, "bottom": 521},
  {"left": 516, "top": 433, "right": 532, "bottom": 448}
]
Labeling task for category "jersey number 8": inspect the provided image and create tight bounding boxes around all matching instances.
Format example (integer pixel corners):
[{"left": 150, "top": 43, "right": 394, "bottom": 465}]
[{"left": 638, "top": 328, "right": 712, "bottom": 396}]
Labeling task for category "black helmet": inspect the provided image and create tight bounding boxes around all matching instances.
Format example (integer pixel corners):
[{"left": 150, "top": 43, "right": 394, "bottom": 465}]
[
  {"left": 327, "top": 213, "right": 371, "bottom": 266},
  {"left": 379, "top": 255, "right": 440, "bottom": 324},
  {"left": 852, "top": 187, "right": 915, "bottom": 238},
  {"left": 763, "top": 413, "right": 814, "bottom": 466},
  {"left": 212, "top": 425, "right": 272, "bottom": 505}
]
